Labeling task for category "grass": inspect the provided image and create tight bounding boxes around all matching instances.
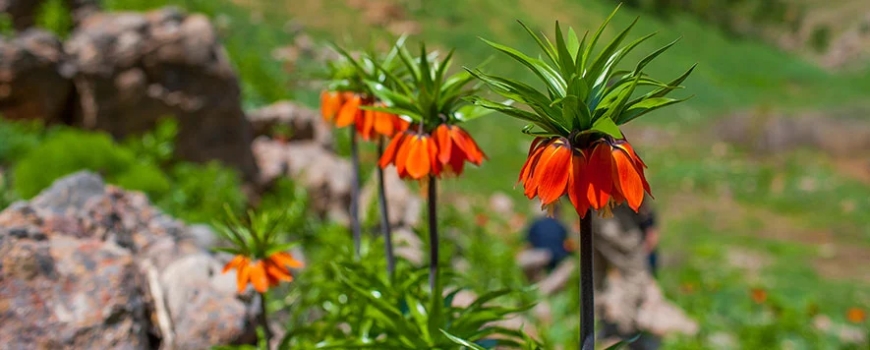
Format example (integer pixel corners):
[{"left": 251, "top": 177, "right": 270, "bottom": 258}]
[{"left": 77, "top": 0, "right": 870, "bottom": 347}]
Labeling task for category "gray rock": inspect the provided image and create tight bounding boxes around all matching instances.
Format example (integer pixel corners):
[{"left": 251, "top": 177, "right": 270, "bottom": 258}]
[
  {"left": 0, "top": 29, "right": 74, "bottom": 124},
  {"left": 0, "top": 171, "right": 257, "bottom": 348},
  {"left": 65, "top": 8, "right": 258, "bottom": 181}
]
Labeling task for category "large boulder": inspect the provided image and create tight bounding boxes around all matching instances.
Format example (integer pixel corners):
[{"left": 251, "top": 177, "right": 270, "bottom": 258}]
[
  {"left": 64, "top": 8, "right": 258, "bottom": 181},
  {"left": 0, "top": 171, "right": 257, "bottom": 349},
  {"left": 0, "top": 29, "right": 74, "bottom": 124}
]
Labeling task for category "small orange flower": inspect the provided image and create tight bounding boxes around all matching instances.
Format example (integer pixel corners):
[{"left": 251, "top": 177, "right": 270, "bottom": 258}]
[
  {"left": 846, "top": 307, "right": 867, "bottom": 323},
  {"left": 433, "top": 124, "right": 486, "bottom": 176},
  {"left": 222, "top": 252, "right": 304, "bottom": 293},
  {"left": 518, "top": 136, "right": 650, "bottom": 218},
  {"left": 379, "top": 129, "right": 441, "bottom": 180},
  {"left": 320, "top": 90, "right": 360, "bottom": 128},
  {"left": 750, "top": 288, "right": 768, "bottom": 304},
  {"left": 355, "top": 102, "right": 409, "bottom": 141}
]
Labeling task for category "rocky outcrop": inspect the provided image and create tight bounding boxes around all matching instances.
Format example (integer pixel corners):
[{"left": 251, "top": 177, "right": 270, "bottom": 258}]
[
  {"left": 64, "top": 8, "right": 258, "bottom": 180},
  {"left": 0, "top": 171, "right": 257, "bottom": 349},
  {"left": 0, "top": 29, "right": 75, "bottom": 124}
]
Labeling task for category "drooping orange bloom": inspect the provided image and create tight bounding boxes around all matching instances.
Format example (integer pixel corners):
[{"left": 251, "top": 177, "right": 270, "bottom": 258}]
[
  {"left": 846, "top": 307, "right": 867, "bottom": 323},
  {"left": 223, "top": 252, "right": 304, "bottom": 293},
  {"left": 320, "top": 90, "right": 359, "bottom": 128},
  {"left": 433, "top": 124, "right": 486, "bottom": 176},
  {"left": 750, "top": 288, "right": 768, "bottom": 304},
  {"left": 355, "top": 102, "right": 409, "bottom": 141},
  {"left": 518, "top": 136, "right": 650, "bottom": 218},
  {"left": 379, "top": 130, "right": 441, "bottom": 180}
]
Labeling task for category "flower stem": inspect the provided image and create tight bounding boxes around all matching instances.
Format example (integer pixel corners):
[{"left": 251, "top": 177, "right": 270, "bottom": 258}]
[
  {"left": 350, "top": 128, "right": 362, "bottom": 259},
  {"left": 377, "top": 137, "right": 395, "bottom": 279},
  {"left": 258, "top": 291, "right": 272, "bottom": 347},
  {"left": 580, "top": 210, "right": 594, "bottom": 350},
  {"left": 427, "top": 175, "right": 439, "bottom": 293}
]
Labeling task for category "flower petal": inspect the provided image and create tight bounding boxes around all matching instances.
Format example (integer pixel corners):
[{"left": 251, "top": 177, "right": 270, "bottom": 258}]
[
  {"left": 405, "top": 136, "right": 431, "bottom": 179},
  {"left": 379, "top": 132, "right": 405, "bottom": 168},
  {"left": 568, "top": 151, "right": 591, "bottom": 218},
  {"left": 535, "top": 140, "right": 572, "bottom": 205},
  {"left": 270, "top": 252, "right": 304, "bottom": 268},
  {"left": 452, "top": 127, "right": 485, "bottom": 164},
  {"left": 587, "top": 142, "right": 614, "bottom": 209},
  {"left": 335, "top": 94, "right": 360, "bottom": 127},
  {"left": 434, "top": 124, "right": 452, "bottom": 165},
  {"left": 395, "top": 133, "right": 414, "bottom": 176},
  {"left": 250, "top": 260, "right": 269, "bottom": 293},
  {"left": 236, "top": 263, "right": 250, "bottom": 293},
  {"left": 612, "top": 148, "right": 645, "bottom": 211},
  {"left": 264, "top": 260, "right": 294, "bottom": 282}
]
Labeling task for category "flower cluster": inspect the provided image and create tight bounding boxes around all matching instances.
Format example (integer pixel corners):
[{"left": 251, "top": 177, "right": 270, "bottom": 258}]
[
  {"left": 379, "top": 124, "right": 485, "bottom": 180},
  {"left": 519, "top": 136, "right": 650, "bottom": 217},
  {"left": 320, "top": 90, "right": 408, "bottom": 140},
  {"left": 471, "top": 12, "right": 693, "bottom": 217},
  {"left": 223, "top": 252, "right": 303, "bottom": 293}
]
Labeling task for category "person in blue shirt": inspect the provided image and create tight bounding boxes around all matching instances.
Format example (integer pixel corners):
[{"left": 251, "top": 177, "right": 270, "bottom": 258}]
[{"left": 526, "top": 202, "right": 572, "bottom": 271}]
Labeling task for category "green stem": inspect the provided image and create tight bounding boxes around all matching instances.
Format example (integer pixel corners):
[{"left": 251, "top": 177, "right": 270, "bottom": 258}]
[
  {"left": 580, "top": 210, "right": 594, "bottom": 350},
  {"left": 259, "top": 292, "right": 272, "bottom": 347},
  {"left": 428, "top": 175, "right": 439, "bottom": 292},
  {"left": 350, "top": 128, "right": 362, "bottom": 259},
  {"left": 377, "top": 137, "right": 396, "bottom": 279}
]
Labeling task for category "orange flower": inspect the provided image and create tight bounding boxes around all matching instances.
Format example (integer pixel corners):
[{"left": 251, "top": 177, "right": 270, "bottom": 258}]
[
  {"left": 379, "top": 130, "right": 441, "bottom": 180},
  {"left": 222, "top": 252, "right": 304, "bottom": 293},
  {"left": 750, "top": 288, "right": 767, "bottom": 304},
  {"left": 433, "top": 124, "right": 486, "bottom": 176},
  {"left": 846, "top": 307, "right": 867, "bottom": 323},
  {"left": 518, "top": 136, "right": 650, "bottom": 218},
  {"left": 355, "top": 102, "right": 409, "bottom": 141},
  {"left": 320, "top": 90, "right": 360, "bottom": 128}
]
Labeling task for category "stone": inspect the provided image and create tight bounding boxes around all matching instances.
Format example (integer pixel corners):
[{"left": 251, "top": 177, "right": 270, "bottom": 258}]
[
  {"left": 0, "top": 171, "right": 257, "bottom": 348},
  {"left": 0, "top": 29, "right": 74, "bottom": 124},
  {"left": 0, "top": 0, "right": 99, "bottom": 30},
  {"left": 65, "top": 8, "right": 258, "bottom": 181},
  {"left": 246, "top": 101, "right": 333, "bottom": 148}
]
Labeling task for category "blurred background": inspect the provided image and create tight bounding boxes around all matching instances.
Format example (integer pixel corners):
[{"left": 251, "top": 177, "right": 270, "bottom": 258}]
[{"left": 1, "top": 0, "right": 869, "bottom": 349}]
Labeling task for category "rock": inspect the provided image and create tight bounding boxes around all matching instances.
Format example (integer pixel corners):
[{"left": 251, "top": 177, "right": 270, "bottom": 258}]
[
  {"left": 0, "top": 0, "right": 99, "bottom": 30},
  {"left": 0, "top": 235, "right": 149, "bottom": 349},
  {"left": 359, "top": 165, "right": 423, "bottom": 229},
  {"left": 65, "top": 8, "right": 258, "bottom": 181},
  {"left": 0, "top": 29, "right": 74, "bottom": 124},
  {"left": 0, "top": 171, "right": 257, "bottom": 348},
  {"left": 160, "top": 253, "right": 256, "bottom": 349},
  {"left": 187, "top": 224, "right": 218, "bottom": 250},
  {"left": 251, "top": 138, "right": 352, "bottom": 222},
  {"left": 246, "top": 101, "right": 333, "bottom": 148},
  {"left": 716, "top": 110, "right": 870, "bottom": 157}
]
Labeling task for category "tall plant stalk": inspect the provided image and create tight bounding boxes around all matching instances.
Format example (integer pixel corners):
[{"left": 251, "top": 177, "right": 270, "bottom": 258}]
[
  {"left": 377, "top": 137, "right": 396, "bottom": 278},
  {"left": 258, "top": 292, "right": 272, "bottom": 346},
  {"left": 579, "top": 211, "right": 594, "bottom": 350},
  {"left": 349, "top": 128, "right": 362, "bottom": 259},
  {"left": 427, "top": 175, "right": 439, "bottom": 293}
]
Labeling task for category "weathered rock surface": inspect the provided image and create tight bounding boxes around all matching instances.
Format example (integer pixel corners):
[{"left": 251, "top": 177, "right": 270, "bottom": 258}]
[
  {"left": 0, "top": 171, "right": 257, "bottom": 349},
  {"left": 0, "top": 29, "right": 74, "bottom": 124},
  {"left": 64, "top": 7, "right": 258, "bottom": 180},
  {"left": 246, "top": 100, "right": 332, "bottom": 148}
]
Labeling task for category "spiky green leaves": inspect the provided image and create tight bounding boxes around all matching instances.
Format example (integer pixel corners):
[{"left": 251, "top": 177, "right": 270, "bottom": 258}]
[
  {"left": 468, "top": 5, "right": 694, "bottom": 140},
  {"left": 213, "top": 205, "right": 297, "bottom": 260},
  {"left": 364, "top": 43, "right": 491, "bottom": 130}
]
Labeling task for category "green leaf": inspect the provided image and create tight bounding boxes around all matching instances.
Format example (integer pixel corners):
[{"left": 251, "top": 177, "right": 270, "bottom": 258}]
[
  {"left": 583, "top": 3, "right": 622, "bottom": 70},
  {"left": 455, "top": 103, "right": 494, "bottom": 122},
  {"left": 441, "top": 330, "right": 488, "bottom": 350},
  {"left": 517, "top": 21, "right": 558, "bottom": 66},
  {"left": 480, "top": 37, "right": 566, "bottom": 97},
  {"left": 566, "top": 27, "right": 580, "bottom": 61},
  {"left": 634, "top": 37, "right": 681, "bottom": 76},
  {"left": 554, "top": 21, "right": 575, "bottom": 78},
  {"left": 591, "top": 116, "right": 623, "bottom": 139},
  {"left": 616, "top": 96, "right": 692, "bottom": 124},
  {"left": 603, "top": 334, "right": 642, "bottom": 350}
]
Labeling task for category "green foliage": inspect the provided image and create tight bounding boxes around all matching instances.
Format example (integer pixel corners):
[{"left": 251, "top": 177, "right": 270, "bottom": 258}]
[
  {"left": 810, "top": 25, "right": 831, "bottom": 54},
  {"left": 0, "top": 119, "right": 44, "bottom": 165},
  {"left": 212, "top": 206, "right": 298, "bottom": 259},
  {"left": 157, "top": 161, "right": 245, "bottom": 224},
  {"left": 12, "top": 129, "right": 170, "bottom": 199},
  {"left": 35, "top": 0, "right": 73, "bottom": 38},
  {"left": 123, "top": 117, "right": 178, "bottom": 168},
  {"left": 470, "top": 6, "right": 693, "bottom": 141},
  {"left": 363, "top": 42, "right": 492, "bottom": 130},
  {"left": 0, "top": 13, "right": 14, "bottom": 37},
  {"left": 281, "top": 238, "right": 539, "bottom": 349}
]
